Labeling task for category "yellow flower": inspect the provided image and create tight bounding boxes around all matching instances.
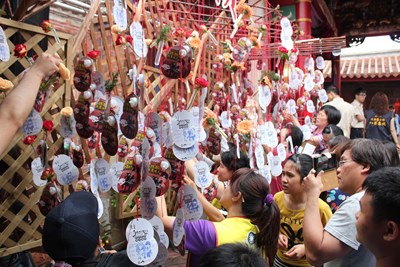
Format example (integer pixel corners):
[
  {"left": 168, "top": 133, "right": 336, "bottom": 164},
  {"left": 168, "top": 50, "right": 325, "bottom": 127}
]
[
  {"left": 237, "top": 120, "right": 253, "bottom": 135},
  {"left": 111, "top": 25, "right": 123, "bottom": 34},
  {"left": 0, "top": 77, "right": 14, "bottom": 91},
  {"left": 231, "top": 61, "right": 245, "bottom": 72},
  {"left": 61, "top": 107, "right": 73, "bottom": 117},
  {"left": 236, "top": 4, "right": 253, "bottom": 19},
  {"left": 250, "top": 36, "right": 260, "bottom": 48},
  {"left": 188, "top": 37, "right": 201, "bottom": 49},
  {"left": 261, "top": 76, "right": 272, "bottom": 88}
]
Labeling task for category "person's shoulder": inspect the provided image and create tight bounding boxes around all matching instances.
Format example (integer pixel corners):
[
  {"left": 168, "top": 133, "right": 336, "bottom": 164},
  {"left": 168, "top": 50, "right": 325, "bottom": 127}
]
[{"left": 97, "top": 250, "right": 138, "bottom": 267}]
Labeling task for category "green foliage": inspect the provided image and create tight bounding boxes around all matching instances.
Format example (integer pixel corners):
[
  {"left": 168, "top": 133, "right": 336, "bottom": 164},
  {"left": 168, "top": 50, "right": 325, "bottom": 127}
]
[{"left": 105, "top": 72, "right": 119, "bottom": 92}]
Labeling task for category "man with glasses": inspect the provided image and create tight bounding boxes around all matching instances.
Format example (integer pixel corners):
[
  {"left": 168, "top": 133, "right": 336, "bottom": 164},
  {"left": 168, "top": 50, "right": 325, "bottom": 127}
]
[
  {"left": 302, "top": 139, "right": 391, "bottom": 267},
  {"left": 351, "top": 87, "right": 367, "bottom": 139}
]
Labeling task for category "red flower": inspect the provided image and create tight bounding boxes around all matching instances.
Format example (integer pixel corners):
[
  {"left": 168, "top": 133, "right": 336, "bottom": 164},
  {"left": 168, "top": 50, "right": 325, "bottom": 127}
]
[
  {"left": 125, "top": 35, "right": 133, "bottom": 45},
  {"left": 185, "top": 30, "right": 193, "bottom": 39},
  {"left": 278, "top": 46, "right": 289, "bottom": 54},
  {"left": 43, "top": 120, "right": 54, "bottom": 132},
  {"left": 41, "top": 167, "right": 55, "bottom": 182},
  {"left": 115, "top": 34, "right": 126, "bottom": 45},
  {"left": 23, "top": 135, "right": 36, "bottom": 145},
  {"left": 40, "top": 20, "right": 52, "bottom": 33},
  {"left": 195, "top": 77, "right": 209, "bottom": 88},
  {"left": 291, "top": 47, "right": 298, "bottom": 54},
  {"left": 14, "top": 44, "right": 27, "bottom": 58},
  {"left": 174, "top": 27, "right": 186, "bottom": 38},
  {"left": 86, "top": 50, "right": 100, "bottom": 59}
]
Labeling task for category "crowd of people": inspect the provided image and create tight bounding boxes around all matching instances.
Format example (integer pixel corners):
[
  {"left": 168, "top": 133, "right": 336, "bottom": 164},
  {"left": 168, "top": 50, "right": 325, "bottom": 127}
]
[{"left": 1, "top": 54, "right": 400, "bottom": 267}]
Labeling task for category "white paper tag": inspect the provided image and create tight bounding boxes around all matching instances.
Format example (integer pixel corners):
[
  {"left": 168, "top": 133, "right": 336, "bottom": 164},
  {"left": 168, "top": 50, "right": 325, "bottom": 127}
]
[
  {"left": 270, "top": 156, "right": 283, "bottom": 176},
  {"left": 286, "top": 99, "right": 296, "bottom": 115},
  {"left": 306, "top": 99, "right": 315, "bottom": 113},
  {"left": 265, "top": 121, "right": 279, "bottom": 148},
  {"left": 113, "top": 6, "right": 128, "bottom": 30},
  {"left": 301, "top": 142, "right": 316, "bottom": 156},
  {"left": 258, "top": 85, "right": 272, "bottom": 113},
  {"left": 0, "top": 26, "right": 10, "bottom": 61},
  {"left": 194, "top": 161, "right": 212, "bottom": 189},
  {"left": 304, "top": 74, "right": 315, "bottom": 92},
  {"left": 300, "top": 125, "right": 312, "bottom": 141},
  {"left": 316, "top": 56, "right": 325, "bottom": 70},
  {"left": 95, "top": 159, "right": 112, "bottom": 192},
  {"left": 23, "top": 109, "right": 43, "bottom": 135},
  {"left": 220, "top": 111, "right": 232, "bottom": 129},
  {"left": 31, "top": 157, "right": 46, "bottom": 187},
  {"left": 140, "top": 197, "right": 157, "bottom": 220},
  {"left": 110, "top": 162, "right": 124, "bottom": 192},
  {"left": 318, "top": 89, "right": 328, "bottom": 103},
  {"left": 158, "top": 231, "right": 169, "bottom": 249},
  {"left": 146, "top": 241, "right": 168, "bottom": 267},
  {"left": 59, "top": 115, "right": 77, "bottom": 138},
  {"left": 173, "top": 208, "right": 185, "bottom": 246},
  {"left": 126, "top": 218, "right": 158, "bottom": 266},
  {"left": 286, "top": 136, "right": 294, "bottom": 154},
  {"left": 130, "top": 22, "right": 148, "bottom": 58},
  {"left": 255, "top": 144, "right": 265, "bottom": 170},
  {"left": 277, "top": 143, "right": 287, "bottom": 161},
  {"left": 146, "top": 112, "right": 162, "bottom": 143},
  {"left": 172, "top": 110, "right": 197, "bottom": 148},
  {"left": 53, "top": 155, "right": 79, "bottom": 185},
  {"left": 179, "top": 185, "right": 203, "bottom": 221},
  {"left": 149, "top": 215, "right": 164, "bottom": 234},
  {"left": 172, "top": 144, "right": 198, "bottom": 161},
  {"left": 258, "top": 165, "right": 272, "bottom": 184}
]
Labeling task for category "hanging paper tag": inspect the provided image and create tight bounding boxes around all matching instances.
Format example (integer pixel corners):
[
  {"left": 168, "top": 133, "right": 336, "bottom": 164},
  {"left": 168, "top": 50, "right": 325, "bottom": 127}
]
[
  {"left": 92, "top": 71, "right": 106, "bottom": 102},
  {"left": 95, "top": 158, "right": 112, "bottom": 192},
  {"left": 286, "top": 99, "right": 296, "bottom": 115},
  {"left": 194, "top": 161, "right": 212, "bottom": 189},
  {"left": 231, "top": 83, "right": 239, "bottom": 104},
  {"left": 110, "top": 162, "right": 124, "bottom": 192},
  {"left": 173, "top": 208, "right": 185, "bottom": 246},
  {"left": 172, "top": 144, "right": 198, "bottom": 161},
  {"left": 277, "top": 143, "right": 287, "bottom": 161},
  {"left": 265, "top": 121, "right": 279, "bottom": 148},
  {"left": 89, "top": 98, "right": 106, "bottom": 132},
  {"left": 0, "top": 26, "right": 10, "bottom": 61},
  {"left": 316, "top": 56, "right": 325, "bottom": 70},
  {"left": 53, "top": 155, "right": 79, "bottom": 185},
  {"left": 179, "top": 185, "right": 203, "bottom": 221},
  {"left": 258, "top": 165, "right": 272, "bottom": 184},
  {"left": 306, "top": 100, "right": 315, "bottom": 113},
  {"left": 318, "top": 89, "right": 328, "bottom": 103},
  {"left": 60, "top": 114, "right": 77, "bottom": 138},
  {"left": 258, "top": 85, "right": 272, "bottom": 113},
  {"left": 31, "top": 157, "right": 46, "bottom": 187},
  {"left": 113, "top": 0, "right": 128, "bottom": 30},
  {"left": 220, "top": 111, "right": 232, "bottom": 129},
  {"left": 172, "top": 111, "right": 197, "bottom": 148},
  {"left": 304, "top": 74, "right": 315, "bottom": 92},
  {"left": 127, "top": 218, "right": 158, "bottom": 266},
  {"left": 146, "top": 112, "right": 162, "bottom": 143},
  {"left": 147, "top": 242, "right": 168, "bottom": 267},
  {"left": 286, "top": 136, "right": 294, "bottom": 154},
  {"left": 254, "top": 144, "right": 264, "bottom": 170},
  {"left": 301, "top": 142, "right": 316, "bottom": 156},
  {"left": 23, "top": 109, "right": 43, "bottom": 135},
  {"left": 148, "top": 157, "right": 171, "bottom": 196},
  {"left": 130, "top": 22, "right": 148, "bottom": 58},
  {"left": 270, "top": 156, "right": 283, "bottom": 176},
  {"left": 300, "top": 125, "right": 312, "bottom": 141}
]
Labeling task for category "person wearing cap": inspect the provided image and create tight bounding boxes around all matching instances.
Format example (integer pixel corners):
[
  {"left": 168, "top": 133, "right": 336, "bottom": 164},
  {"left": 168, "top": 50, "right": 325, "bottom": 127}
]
[
  {"left": 0, "top": 53, "right": 62, "bottom": 155},
  {"left": 42, "top": 191, "right": 137, "bottom": 267},
  {"left": 302, "top": 139, "right": 392, "bottom": 267},
  {"left": 356, "top": 167, "right": 400, "bottom": 267}
]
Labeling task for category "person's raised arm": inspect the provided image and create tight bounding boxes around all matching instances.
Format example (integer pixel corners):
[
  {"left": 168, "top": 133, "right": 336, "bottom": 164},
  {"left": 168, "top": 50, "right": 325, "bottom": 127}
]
[
  {"left": 303, "top": 170, "right": 353, "bottom": 266},
  {"left": 0, "top": 53, "right": 61, "bottom": 155},
  {"left": 156, "top": 195, "right": 175, "bottom": 238}
]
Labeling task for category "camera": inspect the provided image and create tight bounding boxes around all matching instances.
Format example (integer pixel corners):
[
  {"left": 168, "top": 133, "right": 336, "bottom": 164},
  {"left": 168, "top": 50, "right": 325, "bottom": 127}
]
[{"left": 312, "top": 153, "right": 339, "bottom": 191}]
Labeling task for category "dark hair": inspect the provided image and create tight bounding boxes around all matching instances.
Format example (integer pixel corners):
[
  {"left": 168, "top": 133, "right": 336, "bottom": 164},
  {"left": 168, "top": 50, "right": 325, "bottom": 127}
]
[
  {"left": 363, "top": 167, "right": 400, "bottom": 224},
  {"left": 221, "top": 144, "right": 250, "bottom": 172},
  {"left": 286, "top": 154, "right": 314, "bottom": 182},
  {"left": 320, "top": 105, "right": 341, "bottom": 125},
  {"left": 340, "top": 139, "right": 392, "bottom": 173},
  {"left": 369, "top": 91, "right": 390, "bottom": 116},
  {"left": 200, "top": 243, "right": 266, "bottom": 267},
  {"left": 328, "top": 135, "right": 350, "bottom": 157},
  {"left": 322, "top": 124, "right": 344, "bottom": 136},
  {"left": 283, "top": 124, "right": 303, "bottom": 148},
  {"left": 381, "top": 140, "right": 400, "bottom": 166},
  {"left": 325, "top": 85, "right": 339, "bottom": 95},
  {"left": 229, "top": 168, "right": 280, "bottom": 264},
  {"left": 354, "top": 87, "right": 366, "bottom": 97}
]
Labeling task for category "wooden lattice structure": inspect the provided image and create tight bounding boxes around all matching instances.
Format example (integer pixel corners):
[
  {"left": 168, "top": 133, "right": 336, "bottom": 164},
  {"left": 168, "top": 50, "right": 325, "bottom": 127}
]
[{"left": 0, "top": 18, "right": 73, "bottom": 257}]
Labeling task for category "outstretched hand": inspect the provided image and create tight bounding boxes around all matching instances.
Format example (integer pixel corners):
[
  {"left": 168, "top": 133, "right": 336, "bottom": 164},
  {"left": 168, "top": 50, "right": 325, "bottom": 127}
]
[
  {"left": 303, "top": 169, "right": 323, "bottom": 197},
  {"left": 30, "top": 53, "right": 62, "bottom": 79}
]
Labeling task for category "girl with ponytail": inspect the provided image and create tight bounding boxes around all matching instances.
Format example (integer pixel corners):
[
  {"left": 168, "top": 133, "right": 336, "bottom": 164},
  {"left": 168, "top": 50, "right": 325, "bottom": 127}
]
[{"left": 157, "top": 168, "right": 281, "bottom": 266}]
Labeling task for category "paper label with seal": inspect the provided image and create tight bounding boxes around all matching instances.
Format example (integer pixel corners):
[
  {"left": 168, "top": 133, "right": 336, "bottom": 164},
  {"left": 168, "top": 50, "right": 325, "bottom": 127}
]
[
  {"left": 130, "top": 22, "right": 148, "bottom": 58},
  {"left": 172, "top": 144, "right": 198, "bottom": 161},
  {"left": 95, "top": 158, "right": 112, "bottom": 192},
  {"left": 23, "top": 109, "right": 43, "bottom": 135},
  {"left": 0, "top": 26, "right": 10, "bottom": 61},
  {"left": 179, "top": 185, "right": 203, "bottom": 221},
  {"left": 172, "top": 110, "right": 197, "bottom": 148},
  {"left": 31, "top": 157, "right": 46, "bottom": 187},
  {"left": 173, "top": 208, "right": 185, "bottom": 246},
  {"left": 110, "top": 162, "right": 124, "bottom": 192},
  {"left": 194, "top": 161, "right": 212, "bottom": 189},
  {"left": 53, "top": 155, "right": 79, "bottom": 185},
  {"left": 270, "top": 156, "right": 283, "bottom": 177}
]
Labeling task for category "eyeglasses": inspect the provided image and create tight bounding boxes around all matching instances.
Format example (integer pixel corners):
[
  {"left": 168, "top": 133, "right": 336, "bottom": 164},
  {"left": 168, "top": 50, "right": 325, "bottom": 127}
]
[
  {"left": 359, "top": 93, "right": 367, "bottom": 97},
  {"left": 338, "top": 160, "right": 354, "bottom": 167}
]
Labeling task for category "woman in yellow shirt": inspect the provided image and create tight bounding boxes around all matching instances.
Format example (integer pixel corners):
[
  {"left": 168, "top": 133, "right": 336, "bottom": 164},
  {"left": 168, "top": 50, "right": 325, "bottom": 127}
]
[{"left": 273, "top": 154, "right": 332, "bottom": 267}]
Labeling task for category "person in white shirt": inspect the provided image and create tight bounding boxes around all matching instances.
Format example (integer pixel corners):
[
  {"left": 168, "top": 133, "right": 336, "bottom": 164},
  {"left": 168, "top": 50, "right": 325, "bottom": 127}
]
[
  {"left": 350, "top": 87, "right": 367, "bottom": 139},
  {"left": 324, "top": 85, "right": 355, "bottom": 138}
]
